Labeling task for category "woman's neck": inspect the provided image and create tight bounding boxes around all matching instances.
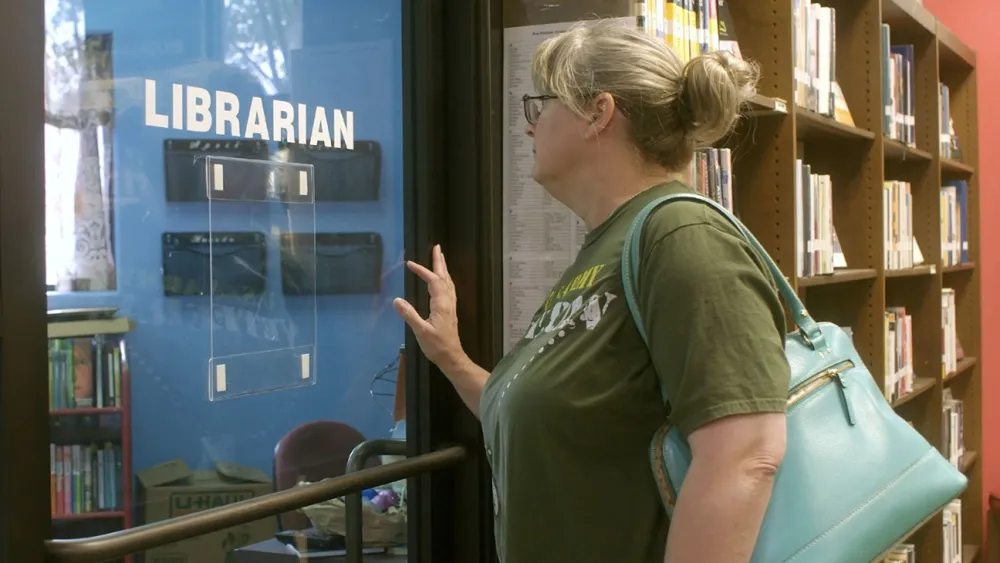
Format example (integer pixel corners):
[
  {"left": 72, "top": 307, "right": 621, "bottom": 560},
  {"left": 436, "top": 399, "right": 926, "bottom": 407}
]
[{"left": 569, "top": 170, "right": 678, "bottom": 230}]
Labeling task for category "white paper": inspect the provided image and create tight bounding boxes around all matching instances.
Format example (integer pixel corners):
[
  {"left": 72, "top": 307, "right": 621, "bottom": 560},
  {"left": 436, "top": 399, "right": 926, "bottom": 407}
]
[{"left": 501, "top": 18, "right": 634, "bottom": 352}]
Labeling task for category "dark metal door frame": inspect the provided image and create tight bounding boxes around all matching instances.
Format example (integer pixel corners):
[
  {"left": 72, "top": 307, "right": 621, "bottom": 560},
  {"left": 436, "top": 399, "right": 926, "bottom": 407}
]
[
  {"left": 0, "top": 0, "right": 501, "bottom": 561},
  {"left": 0, "top": 0, "right": 51, "bottom": 561},
  {"left": 407, "top": 0, "right": 501, "bottom": 561}
]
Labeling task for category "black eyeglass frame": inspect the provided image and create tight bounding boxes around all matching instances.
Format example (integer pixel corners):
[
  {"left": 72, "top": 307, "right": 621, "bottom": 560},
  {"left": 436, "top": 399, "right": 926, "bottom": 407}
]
[
  {"left": 522, "top": 94, "right": 557, "bottom": 125},
  {"left": 521, "top": 93, "right": 632, "bottom": 126}
]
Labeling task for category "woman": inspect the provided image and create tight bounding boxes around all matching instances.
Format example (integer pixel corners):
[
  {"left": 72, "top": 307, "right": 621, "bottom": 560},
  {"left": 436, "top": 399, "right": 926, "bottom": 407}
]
[{"left": 393, "top": 21, "right": 791, "bottom": 563}]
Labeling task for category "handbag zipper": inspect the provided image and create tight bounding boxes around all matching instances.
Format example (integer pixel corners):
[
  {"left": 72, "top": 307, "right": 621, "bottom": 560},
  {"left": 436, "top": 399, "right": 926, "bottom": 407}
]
[{"left": 787, "top": 359, "right": 856, "bottom": 425}]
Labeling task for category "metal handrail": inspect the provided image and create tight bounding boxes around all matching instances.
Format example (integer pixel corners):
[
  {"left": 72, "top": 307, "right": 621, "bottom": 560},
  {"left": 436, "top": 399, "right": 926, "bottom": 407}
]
[
  {"left": 344, "top": 439, "right": 408, "bottom": 562},
  {"left": 44, "top": 445, "right": 467, "bottom": 563}
]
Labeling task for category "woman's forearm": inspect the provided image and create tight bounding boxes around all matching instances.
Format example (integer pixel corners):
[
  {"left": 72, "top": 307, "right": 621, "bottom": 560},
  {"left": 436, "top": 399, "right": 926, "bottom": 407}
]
[
  {"left": 439, "top": 354, "right": 491, "bottom": 419},
  {"left": 663, "top": 456, "right": 779, "bottom": 563}
]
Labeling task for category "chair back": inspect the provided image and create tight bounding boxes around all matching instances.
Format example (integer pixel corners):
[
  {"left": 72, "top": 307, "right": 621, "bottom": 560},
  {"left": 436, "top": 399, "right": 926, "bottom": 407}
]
[{"left": 273, "top": 420, "right": 372, "bottom": 530}]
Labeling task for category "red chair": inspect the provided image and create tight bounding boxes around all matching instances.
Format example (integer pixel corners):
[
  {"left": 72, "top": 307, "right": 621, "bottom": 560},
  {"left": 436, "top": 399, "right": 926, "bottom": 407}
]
[{"left": 273, "top": 420, "right": 376, "bottom": 530}]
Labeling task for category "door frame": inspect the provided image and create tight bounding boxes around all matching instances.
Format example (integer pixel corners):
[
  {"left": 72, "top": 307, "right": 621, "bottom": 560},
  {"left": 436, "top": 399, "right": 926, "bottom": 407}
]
[
  {"left": 0, "top": 0, "right": 502, "bottom": 561},
  {"left": 0, "top": 0, "right": 51, "bottom": 560},
  {"left": 406, "top": 0, "right": 501, "bottom": 561}
]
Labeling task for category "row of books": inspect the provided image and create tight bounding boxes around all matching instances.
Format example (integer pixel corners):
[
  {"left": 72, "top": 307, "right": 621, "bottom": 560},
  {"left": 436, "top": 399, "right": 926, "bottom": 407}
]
[
  {"left": 793, "top": 0, "right": 839, "bottom": 118},
  {"left": 884, "top": 306, "right": 914, "bottom": 403},
  {"left": 939, "top": 84, "right": 964, "bottom": 161},
  {"left": 941, "top": 180, "right": 969, "bottom": 267},
  {"left": 794, "top": 175, "right": 965, "bottom": 276},
  {"left": 881, "top": 28, "right": 968, "bottom": 166},
  {"left": 942, "top": 498, "right": 962, "bottom": 563},
  {"left": 49, "top": 334, "right": 126, "bottom": 410},
  {"left": 943, "top": 389, "right": 965, "bottom": 471},
  {"left": 794, "top": 160, "right": 836, "bottom": 278},
  {"left": 881, "top": 26, "right": 916, "bottom": 147},
  {"left": 50, "top": 442, "right": 124, "bottom": 517},
  {"left": 884, "top": 181, "right": 918, "bottom": 271},
  {"left": 638, "top": 0, "right": 741, "bottom": 63},
  {"left": 884, "top": 290, "right": 968, "bottom": 402},
  {"left": 942, "top": 287, "right": 959, "bottom": 376},
  {"left": 682, "top": 147, "right": 734, "bottom": 212}
]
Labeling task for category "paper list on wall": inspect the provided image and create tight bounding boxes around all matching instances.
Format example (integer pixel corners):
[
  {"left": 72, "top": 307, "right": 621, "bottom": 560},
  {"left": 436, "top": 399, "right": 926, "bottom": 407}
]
[{"left": 501, "top": 18, "right": 633, "bottom": 352}]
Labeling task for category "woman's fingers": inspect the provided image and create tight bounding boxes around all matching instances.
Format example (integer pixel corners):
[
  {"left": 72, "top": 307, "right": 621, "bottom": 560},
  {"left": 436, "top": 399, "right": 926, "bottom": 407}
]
[
  {"left": 438, "top": 248, "right": 454, "bottom": 286},
  {"left": 407, "top": 247, "right": 455, "bottom": 297},
  {"left": 406, "top": 260, "right": 438, "bottom": 285},
  {"left": 432, "top": 245, "right": 448, "bottom": 279},
  {"left": 393, "top": 297, "right": 431, "bottom": 333}
]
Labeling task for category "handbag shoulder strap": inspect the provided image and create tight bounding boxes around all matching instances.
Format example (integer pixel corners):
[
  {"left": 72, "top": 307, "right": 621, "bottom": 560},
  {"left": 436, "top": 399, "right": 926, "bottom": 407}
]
[{"left": 620, "top": 192, "right": 826, "bottom": 404}]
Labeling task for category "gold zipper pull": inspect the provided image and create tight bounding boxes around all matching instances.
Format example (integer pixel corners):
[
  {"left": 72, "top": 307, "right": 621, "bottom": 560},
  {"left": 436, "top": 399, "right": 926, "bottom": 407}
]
[{"left": 835, "top": 374, "right": 856, "bottom": 426}]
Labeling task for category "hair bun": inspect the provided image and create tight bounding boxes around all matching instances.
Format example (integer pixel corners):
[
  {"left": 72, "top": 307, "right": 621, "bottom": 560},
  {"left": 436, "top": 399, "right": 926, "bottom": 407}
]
[{"left": 678, "top": 50, "right": 760, "bottom": 145}]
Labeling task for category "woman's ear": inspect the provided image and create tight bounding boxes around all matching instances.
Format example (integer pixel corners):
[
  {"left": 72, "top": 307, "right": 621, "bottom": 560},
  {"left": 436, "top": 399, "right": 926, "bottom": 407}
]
[{"left": 588, "top": 92, "right": 616, "bottom": 135}]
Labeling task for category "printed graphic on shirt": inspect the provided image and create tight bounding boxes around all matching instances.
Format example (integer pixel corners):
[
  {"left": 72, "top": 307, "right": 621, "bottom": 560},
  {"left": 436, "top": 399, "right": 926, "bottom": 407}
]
[
  {"left": 520, "top": 262, "right": 618, "bottom": 344},
  {"left": 495, "top": 259, "right": 621, "bottom": 408}
]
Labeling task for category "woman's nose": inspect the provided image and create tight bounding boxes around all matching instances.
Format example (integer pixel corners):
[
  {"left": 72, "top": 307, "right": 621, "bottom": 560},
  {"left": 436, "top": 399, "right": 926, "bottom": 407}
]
[{"left": 524, "top": 122, "right": 535, "bottom": 137}]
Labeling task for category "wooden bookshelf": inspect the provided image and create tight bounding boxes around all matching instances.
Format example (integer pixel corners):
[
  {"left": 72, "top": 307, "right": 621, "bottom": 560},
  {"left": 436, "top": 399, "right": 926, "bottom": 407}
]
[
  {"left": 723, "top": 0, "right": 982, "bottom": 560},
  {"left": 502, "top": 0, "right": 982, "bottom": 560}
]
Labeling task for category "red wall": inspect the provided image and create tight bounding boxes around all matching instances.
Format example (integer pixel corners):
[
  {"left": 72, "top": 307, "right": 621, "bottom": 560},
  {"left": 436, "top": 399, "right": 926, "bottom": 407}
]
[{"left": 922, "top": 0, "right": 998, "bottom": 547}]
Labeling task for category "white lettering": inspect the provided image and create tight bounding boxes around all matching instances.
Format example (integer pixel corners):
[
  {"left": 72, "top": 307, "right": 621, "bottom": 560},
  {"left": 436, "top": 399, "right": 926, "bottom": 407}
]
[
  {"left": 524, "top": 318, "right": 540, "bottom": 340},
  {"left": 272, "top": 100, "right": 295, "bottom": 142},
  {"left": 245, "top": 97, "right": 269, "bottom": 140},
  {"left": 297, "top": 104, "right": 308, "bottom": 144},
  {"left": 309, "top": 107, "right": 332, "bottom": 147},
  {"left": 334, "top": 110, "right": 354, "bottom": 150},
  {"left": 141, "top": 79, "right": 356, "bottom": 149},
  {"left": 601, "top": 292, "right": 617, "bottom": 314},
  {"left": 186, "top": 86, "right": 212, "bottom": 133},
  {"left": 215, "top": 91, "right": 240, "bottom": 136},
  {"left": 522, "top": 291, "right": 618, "bottom": 343},
  {"left": 582, "top": 295, "right": 602, "bottom": 329},
  {"left": 144, "top": 79, "right": 169, "bottom": 128},
  {"left": 171, "top": 83, "right": 184, "bottom": 129},
  {"left": 543, "top": 302, "right": 570, "bottom": 333}
]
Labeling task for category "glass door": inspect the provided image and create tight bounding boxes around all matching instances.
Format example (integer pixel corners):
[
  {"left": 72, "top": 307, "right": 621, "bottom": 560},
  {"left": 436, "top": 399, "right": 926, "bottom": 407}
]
[{"left": 0, "top": 0, "right": 498, "bottom": 561}]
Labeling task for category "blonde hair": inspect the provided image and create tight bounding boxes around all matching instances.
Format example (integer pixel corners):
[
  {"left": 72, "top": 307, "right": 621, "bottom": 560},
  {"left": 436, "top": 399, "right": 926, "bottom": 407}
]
[{"left": 531, "top": 20, "right": 759, "bottom": 171}]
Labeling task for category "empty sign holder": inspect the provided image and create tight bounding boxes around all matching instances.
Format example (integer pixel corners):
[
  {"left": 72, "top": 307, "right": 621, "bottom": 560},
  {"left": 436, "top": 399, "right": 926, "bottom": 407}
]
[{"left": 205, "top": 155, "right": 318, "bottom": 401}]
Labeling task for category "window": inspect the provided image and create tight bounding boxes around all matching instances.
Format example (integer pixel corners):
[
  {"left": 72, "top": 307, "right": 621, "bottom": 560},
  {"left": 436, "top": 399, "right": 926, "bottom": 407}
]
[
  {"left": 222, "top": 0, "right": 302, "bottom": 96},
  {"left": 44, "top": 0, "right": 116, "bottom": 292}
]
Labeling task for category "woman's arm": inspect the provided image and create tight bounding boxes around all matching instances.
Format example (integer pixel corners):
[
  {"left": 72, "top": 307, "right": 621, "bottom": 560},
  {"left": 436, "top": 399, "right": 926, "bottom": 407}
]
[
  {"left": 663, "top": 412, "right": 787, "bottom": 563},
  {"left": 437, "top": 354, "right": 491, "bottom": 419},
  {"left": 393, "top": 245, "right": 490, "bottom": 418},
  {"left": 634, "top": 212, "right": 792, "bottom": 562}
]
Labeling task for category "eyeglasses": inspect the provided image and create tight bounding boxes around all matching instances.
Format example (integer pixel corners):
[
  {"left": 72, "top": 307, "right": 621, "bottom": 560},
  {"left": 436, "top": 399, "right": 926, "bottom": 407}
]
[
  {"left": 522, "top": 94, "right": 557, "bottom": 125},
  {"left": 522, "top": 93, "right": 631, "bottom": 126}
]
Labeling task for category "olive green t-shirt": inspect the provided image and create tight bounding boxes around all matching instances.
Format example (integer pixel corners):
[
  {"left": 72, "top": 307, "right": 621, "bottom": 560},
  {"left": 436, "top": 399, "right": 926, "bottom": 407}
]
[{"left": 480, "top": 181, "right": 791, "bottom": 563}]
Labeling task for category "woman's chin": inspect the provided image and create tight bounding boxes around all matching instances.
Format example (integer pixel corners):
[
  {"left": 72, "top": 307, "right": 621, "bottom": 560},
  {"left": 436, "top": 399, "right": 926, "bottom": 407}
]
[{"left": 530, "top": 164, "right": 550, "bottom": 187}]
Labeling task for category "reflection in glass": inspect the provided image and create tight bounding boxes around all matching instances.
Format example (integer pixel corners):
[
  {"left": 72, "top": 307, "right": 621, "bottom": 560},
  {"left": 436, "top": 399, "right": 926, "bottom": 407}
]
[
  {"left": 45, "top": 0, "right": 116, "bottom": 293},
  {"left": 43, "top": 0, "right": 410, "bottom": 559}
]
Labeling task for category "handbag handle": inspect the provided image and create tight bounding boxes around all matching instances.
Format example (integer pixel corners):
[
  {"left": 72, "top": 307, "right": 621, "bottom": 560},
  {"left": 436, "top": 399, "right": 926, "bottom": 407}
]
[{"left": 621, "top": 193, "right": 828, "bottom": 360}]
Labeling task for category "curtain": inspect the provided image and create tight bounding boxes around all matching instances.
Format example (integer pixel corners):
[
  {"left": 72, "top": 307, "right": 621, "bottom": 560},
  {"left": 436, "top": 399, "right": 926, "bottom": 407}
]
[
  {"left": 44, "top": 11, "right": 116, "bottom": 292},
  {"left": 70, "top": 35, "right": 116, "bottom": 291}
]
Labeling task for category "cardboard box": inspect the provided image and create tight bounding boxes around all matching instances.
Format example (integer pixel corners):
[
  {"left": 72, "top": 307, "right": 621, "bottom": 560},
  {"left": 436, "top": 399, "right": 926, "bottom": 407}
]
[{"left": 137, "top": 459, "right": 276, "bottom": 563}]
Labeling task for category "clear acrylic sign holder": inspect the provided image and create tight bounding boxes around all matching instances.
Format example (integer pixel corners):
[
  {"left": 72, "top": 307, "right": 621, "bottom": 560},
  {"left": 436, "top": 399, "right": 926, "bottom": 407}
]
[{"left": 205, "top": 154, "right": 317, "bottom": 401}]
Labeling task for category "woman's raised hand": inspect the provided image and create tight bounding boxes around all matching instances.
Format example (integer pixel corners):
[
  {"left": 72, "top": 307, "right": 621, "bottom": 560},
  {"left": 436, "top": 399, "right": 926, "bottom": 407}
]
[{"left": 393, "top": 245, "right": 467, "bottom": 372}]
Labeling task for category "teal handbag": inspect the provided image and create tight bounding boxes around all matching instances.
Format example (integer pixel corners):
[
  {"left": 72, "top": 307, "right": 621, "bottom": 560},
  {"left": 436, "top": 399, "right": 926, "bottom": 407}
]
[{"left": 621, "top": 192, "right": 968, "bottom": 562}]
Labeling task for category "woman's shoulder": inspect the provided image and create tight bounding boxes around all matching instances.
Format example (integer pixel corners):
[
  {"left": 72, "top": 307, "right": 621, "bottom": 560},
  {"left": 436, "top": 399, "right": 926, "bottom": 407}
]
[
  {"left": 636, "top": 186, "right": 780, "bottom": 292},
  {"left": 638, "top": 183, "right": 743, "bottom": 247}
]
